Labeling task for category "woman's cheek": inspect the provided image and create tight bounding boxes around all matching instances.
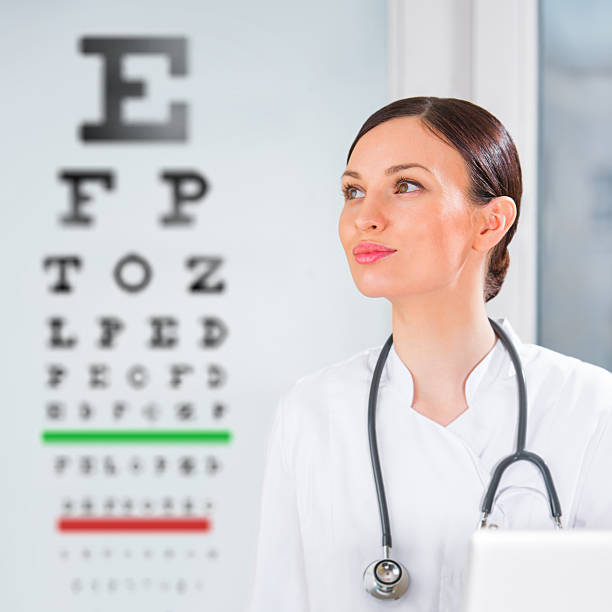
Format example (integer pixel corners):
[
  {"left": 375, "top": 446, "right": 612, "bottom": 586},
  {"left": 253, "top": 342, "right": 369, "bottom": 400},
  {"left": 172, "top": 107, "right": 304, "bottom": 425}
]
[{"left": 398, "top": 211, "right": 439, "bottom": 254}]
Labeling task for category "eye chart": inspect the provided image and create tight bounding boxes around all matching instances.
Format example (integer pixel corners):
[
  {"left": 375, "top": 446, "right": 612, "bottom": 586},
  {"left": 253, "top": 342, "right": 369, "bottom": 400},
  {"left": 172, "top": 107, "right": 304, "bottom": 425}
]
[
  {"left": 30, "top": 35, "right": 233, "bottom": 612},
  {"left": 0, "top": 2, "right": 387, "bottom": 611}
]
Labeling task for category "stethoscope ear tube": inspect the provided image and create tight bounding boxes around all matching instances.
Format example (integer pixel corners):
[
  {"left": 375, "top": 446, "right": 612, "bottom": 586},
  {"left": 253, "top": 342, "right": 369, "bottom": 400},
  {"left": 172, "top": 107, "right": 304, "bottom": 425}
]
[
  {"left": 480, "top": 451, "right": 563, "bottom": 527},
  {"left": 480, "top": 318, "right": 563, "bottom": 528}
]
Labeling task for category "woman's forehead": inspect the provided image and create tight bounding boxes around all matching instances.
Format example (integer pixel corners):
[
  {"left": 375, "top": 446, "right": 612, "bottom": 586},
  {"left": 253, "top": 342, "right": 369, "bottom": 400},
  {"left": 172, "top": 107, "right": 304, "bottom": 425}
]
[{"left": 346, "top": 117, "right": 469, "bottom": 187}]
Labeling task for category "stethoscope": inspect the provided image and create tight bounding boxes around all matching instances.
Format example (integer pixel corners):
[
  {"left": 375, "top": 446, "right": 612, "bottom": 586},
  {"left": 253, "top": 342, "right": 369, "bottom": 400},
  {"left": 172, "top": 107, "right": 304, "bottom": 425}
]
[{"left": 363, "top": 317, "right": 563, "bottom": 601}]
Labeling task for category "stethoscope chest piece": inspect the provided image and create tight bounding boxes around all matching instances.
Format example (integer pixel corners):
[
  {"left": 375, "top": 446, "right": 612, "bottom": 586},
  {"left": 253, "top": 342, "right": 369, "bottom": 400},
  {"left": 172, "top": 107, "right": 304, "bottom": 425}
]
[{"left": 363, "top": 557, "right": 410, "bottom": 600}]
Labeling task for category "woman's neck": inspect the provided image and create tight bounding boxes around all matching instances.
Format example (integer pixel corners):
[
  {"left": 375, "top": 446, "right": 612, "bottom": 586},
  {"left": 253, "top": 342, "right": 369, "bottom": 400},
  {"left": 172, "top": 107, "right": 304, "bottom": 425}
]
[{"left": 390, "top": 292, "right": 497, "bottom": 425}]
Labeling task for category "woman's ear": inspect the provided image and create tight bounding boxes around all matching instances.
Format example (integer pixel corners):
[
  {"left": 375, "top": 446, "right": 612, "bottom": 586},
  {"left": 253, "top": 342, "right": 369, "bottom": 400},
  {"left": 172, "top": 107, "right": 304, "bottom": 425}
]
[{"left": 473, "top": 196, "right": 517, "bottom": 253}]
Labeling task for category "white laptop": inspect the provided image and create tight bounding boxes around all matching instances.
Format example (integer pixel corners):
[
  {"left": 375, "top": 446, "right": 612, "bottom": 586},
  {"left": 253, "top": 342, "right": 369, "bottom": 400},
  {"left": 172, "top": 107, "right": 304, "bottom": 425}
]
[{"left": 461, "top": 529, "right": 612, "bottom": 612}]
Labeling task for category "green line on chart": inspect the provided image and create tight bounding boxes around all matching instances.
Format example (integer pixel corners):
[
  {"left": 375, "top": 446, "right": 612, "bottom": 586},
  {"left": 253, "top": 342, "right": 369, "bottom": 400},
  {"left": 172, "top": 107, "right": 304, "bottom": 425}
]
[{"left": 41, "top": 429, "right": 233, "bottom": 444}]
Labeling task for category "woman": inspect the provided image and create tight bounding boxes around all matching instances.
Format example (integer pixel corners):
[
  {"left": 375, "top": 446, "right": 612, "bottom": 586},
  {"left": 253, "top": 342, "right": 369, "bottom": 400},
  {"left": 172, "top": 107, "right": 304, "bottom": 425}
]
[{"left": 246, "top": 97, "right": 612, "bottom": 612}]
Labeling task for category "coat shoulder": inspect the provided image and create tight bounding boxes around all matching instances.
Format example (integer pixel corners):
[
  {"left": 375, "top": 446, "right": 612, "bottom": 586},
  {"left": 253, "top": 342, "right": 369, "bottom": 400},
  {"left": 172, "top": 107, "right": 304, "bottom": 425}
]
[
  {"left": 278, "top": 343, "right": 381, "bottom": 425},
  {"left": 287, "top": 344, "right": 380, "bottom": 402},
  {"left": 527, "top": 342, "right": 612, "bottom": 413}
]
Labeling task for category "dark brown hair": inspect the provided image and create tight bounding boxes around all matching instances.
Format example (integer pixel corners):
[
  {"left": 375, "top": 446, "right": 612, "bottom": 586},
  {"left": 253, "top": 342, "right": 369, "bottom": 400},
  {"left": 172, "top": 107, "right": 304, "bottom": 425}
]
[{"left": 346, "top": 96, "right": 522, "bottom": 303}]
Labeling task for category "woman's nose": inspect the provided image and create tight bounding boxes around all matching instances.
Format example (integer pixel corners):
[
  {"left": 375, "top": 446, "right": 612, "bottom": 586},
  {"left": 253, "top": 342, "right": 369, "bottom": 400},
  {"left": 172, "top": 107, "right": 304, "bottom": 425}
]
[{"left": 354, "top": 195, "right": 387, "bottom": 232}]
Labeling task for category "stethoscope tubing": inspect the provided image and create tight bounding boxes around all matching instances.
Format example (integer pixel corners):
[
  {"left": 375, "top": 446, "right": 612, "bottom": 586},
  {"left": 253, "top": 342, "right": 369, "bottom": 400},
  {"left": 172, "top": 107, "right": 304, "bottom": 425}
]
[{"left": 367, "top": 332, "right": 395, "bottom": 548}]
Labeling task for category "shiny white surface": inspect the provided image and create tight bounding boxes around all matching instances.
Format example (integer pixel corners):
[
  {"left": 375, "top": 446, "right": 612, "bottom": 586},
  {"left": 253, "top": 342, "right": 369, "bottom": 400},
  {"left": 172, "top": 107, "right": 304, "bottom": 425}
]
[{"left": 463, "top": 529, "right": 612, "bottom": 612}]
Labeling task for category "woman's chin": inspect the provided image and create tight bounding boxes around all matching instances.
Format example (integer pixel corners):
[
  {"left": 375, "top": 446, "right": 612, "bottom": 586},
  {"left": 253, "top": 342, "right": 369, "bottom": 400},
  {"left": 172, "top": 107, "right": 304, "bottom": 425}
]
[{"left": 353, "top": 280, "right": 396, "bottom": 299}]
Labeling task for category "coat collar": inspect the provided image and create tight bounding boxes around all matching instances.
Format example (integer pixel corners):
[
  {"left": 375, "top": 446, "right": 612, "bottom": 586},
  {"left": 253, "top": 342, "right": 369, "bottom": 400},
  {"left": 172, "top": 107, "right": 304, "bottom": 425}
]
[{"left": 367, "top": 317, "right": 533, "bottom": 409}]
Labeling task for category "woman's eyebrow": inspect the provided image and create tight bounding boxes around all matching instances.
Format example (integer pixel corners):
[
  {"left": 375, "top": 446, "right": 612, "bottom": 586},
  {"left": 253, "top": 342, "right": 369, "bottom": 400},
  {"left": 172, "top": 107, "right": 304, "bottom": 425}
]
[{"left": 341, "top": 163, "right": 432, "bottom": 180}]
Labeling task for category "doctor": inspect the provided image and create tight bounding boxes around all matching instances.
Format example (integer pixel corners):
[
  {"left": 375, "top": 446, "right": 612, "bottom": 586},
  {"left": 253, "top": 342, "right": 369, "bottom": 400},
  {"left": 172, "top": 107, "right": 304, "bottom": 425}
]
[{"left": 247, "top": 96, "right": 612, "bottom": 612}]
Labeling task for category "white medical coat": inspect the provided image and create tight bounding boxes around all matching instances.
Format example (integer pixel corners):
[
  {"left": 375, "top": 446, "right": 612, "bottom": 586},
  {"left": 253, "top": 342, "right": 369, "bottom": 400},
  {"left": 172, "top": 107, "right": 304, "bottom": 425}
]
[{"left": 246, "top": 317, "right": 612, "bottom": 612}]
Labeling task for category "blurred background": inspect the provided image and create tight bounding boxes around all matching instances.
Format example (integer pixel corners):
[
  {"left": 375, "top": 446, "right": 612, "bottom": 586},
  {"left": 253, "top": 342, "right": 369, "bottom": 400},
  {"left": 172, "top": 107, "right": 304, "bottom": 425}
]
[{"left": 0, "top": 1, "right": 609, "bottom": 611}]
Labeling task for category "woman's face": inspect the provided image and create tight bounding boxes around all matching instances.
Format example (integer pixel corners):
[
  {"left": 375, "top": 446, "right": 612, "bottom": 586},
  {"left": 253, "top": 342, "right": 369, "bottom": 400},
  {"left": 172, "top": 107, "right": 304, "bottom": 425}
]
[{"left": 338, "top": 116, "right": 484, "bottom": 300}]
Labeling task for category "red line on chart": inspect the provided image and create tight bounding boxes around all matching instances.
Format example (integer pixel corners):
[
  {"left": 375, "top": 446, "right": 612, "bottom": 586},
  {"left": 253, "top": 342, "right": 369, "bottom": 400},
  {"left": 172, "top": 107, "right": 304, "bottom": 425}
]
[{"left": 57, "top": 517, "right": 212, "bottom": 532}]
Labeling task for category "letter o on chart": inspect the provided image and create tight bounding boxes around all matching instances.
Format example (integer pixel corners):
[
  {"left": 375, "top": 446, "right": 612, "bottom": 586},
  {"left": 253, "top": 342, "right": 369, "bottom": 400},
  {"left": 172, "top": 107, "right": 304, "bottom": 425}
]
[{"left": 114, "top": 253, "right": 152, "bottom": 293}]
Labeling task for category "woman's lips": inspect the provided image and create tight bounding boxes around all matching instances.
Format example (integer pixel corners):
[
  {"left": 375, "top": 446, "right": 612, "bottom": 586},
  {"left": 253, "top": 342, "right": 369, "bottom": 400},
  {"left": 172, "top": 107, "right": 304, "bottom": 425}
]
[{"left": 354, "top": 251, "right": 396, "bottom": 264}]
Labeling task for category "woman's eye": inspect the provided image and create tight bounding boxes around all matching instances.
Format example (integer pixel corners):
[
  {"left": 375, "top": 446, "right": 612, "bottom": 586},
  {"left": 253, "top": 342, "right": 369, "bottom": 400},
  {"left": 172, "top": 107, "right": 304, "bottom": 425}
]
[
  {"left": 396, "top": 179, "right": 420, "bottom": 193},
  {"left": 342, "top": 178, "right": 421, "bottom": 200},
  {"left": 342, "top": 185, "right": 364, "bottom": 200}
]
